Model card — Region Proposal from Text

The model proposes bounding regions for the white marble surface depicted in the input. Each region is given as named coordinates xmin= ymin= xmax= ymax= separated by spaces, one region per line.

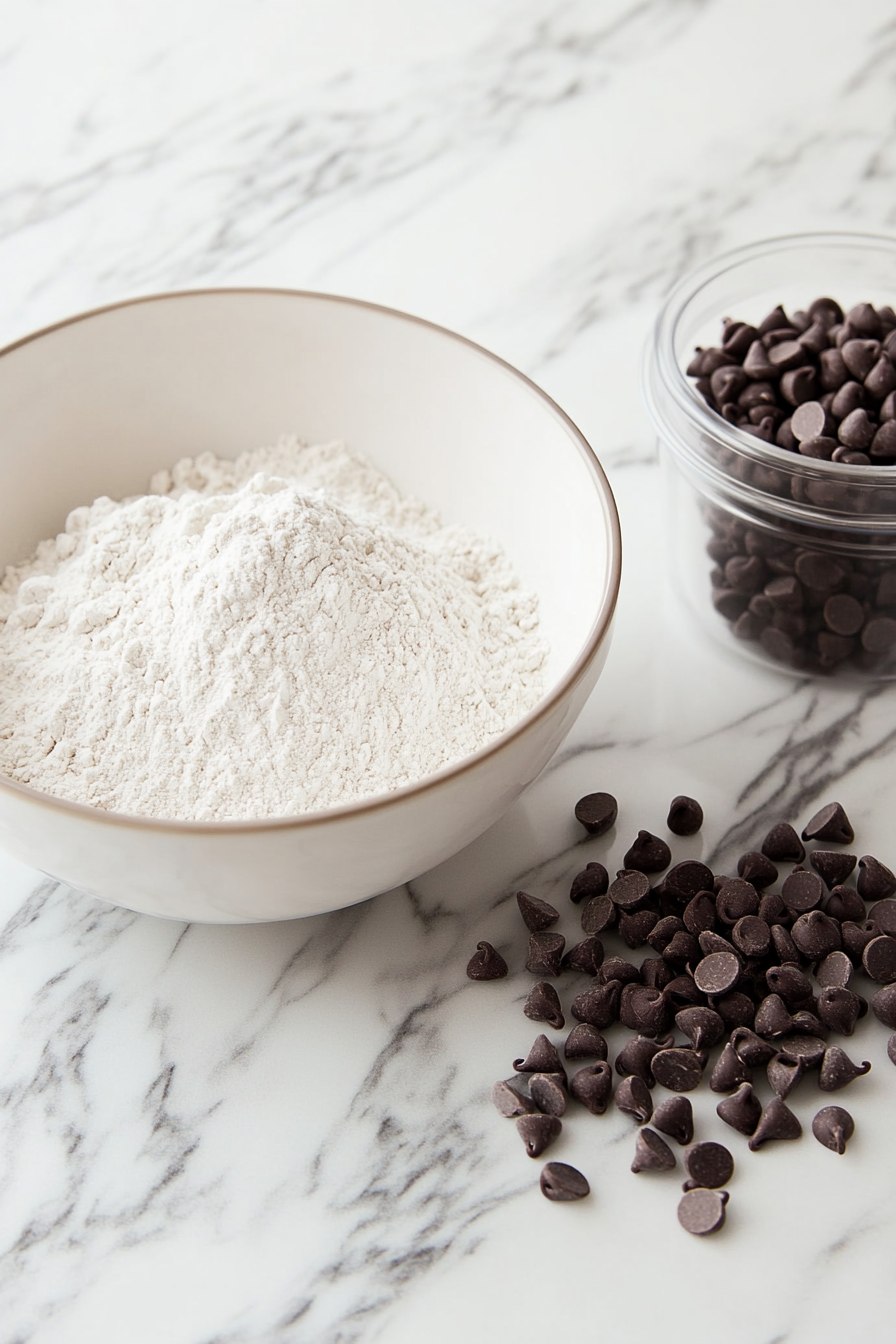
xmin=2 ymin=1 xmax=896 ymax=1340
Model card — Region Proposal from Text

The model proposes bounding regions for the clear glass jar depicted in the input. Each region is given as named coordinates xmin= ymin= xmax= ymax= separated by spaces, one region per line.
xmin=643 ymin=232 xmax=896 ymax=679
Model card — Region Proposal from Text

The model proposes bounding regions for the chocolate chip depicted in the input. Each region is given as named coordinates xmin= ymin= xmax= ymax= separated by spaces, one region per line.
xmin=698 ymin=928 xmax=738 ymax=958
xmin=661 ymin=930 xmax=700 ymax=966
xmin=710 ymin=1041 xmax=752 ymax=1093
xmin=871 ymin=420 xmax=896 ymax=458
xmin=862 ymin=616 xmax=896 ymax=653
xmin=623 ymin=829 xmax=672 ymax=874
xmin=569 ymin=862 xmax=609 ymax=904
xmin=693 ymin=951 xmax=741 ymax=996
xmin=810 ymin=849 xmax=858 ymax=890
xmin=791 ymin=909 xmax=842 ymax=959
xmin=715 ymin=1081 xmax=762 ymax=1136
xmin=731 ymin=915 xmax=771 ymax=958
xmin=857 ymin=854 xmax=896 ymax=901
xmin=560 ymin=937 xmax=604 ymax=977
xmin=847 ymin=303 xmax=882 ymax=338
xmin=791 ymin=400 xmax=830 ymax=441
xmin=815 ymin=950 xmax=854 ymax=990
xmin=737 ymin=851 xmax=779 ymax=889
xmin=819 ymin=347 xmax=849 ymax=390
xmin=514 ymin=1034 xmax=565 ymax=1076
xmin=841 ymin=338 xmax=881 ymax=380
xmin=608 ymin=871 xmax=653 ymax=913
xmin=767 ymin=1052 xmax=804 ymax=1099
xmin=569 ymin=1061 xmax=613 ymax=1114
xmin=765 ymin=962 xmax=813 ymax=1006
xmin=802 ymin=802 xmax=855 ymax=845
xmin=754 ymin=993 xmax=794 ymax=1038
xmin=768 ymin=340 xmax=805 ymax=373
xmin=525 ymin=931 xmax=566 ymax=977
xmin=683 ymin=892 xmax=717 ymax=934
xmin=564 ymin=1023 xmax=608 ymax=1060
xmin=818 ymin=1046 xmax=871 ymax=1091
xmin=870 ymin=903 xmax=896 ymax=935
xmin=665 ymin=975 xmax=706 ymax=1009
xmin=580 ymin=894 xmax=616 ymax=935
xmin=890 ymin=1034 xmax=896 ymax=1067
xmin=517 ymin=1113 xmax=562 ymax=1157
xmin=647 ymin=915 xmax=685 ymax=954
xmin=816 ymin=986 xmax=862 ymax=1036
xmin=812 ymin=1105 xmax=854 ymax=1154
xmin=599 ymin=956 xmax=642 ymax=987
xmin=570 ymin=981 xmax=620 ymax=1028
xmin=831 ymin=378 xmax=866 ymax=419
xmin=615 ymin=1075 xmax=653 ymax=1123
xmin=618 ymin=908 xmax=661 ymax=950
xmin=615 ymin=1034 xmax=665 ymax=1086
xmin=762 ymin=823 xmax=806 ymax=864
xmin=677 ymin=1188 xmax=728 ymax=1236
xmin=871 ymin=982 xmax=896 ymax=1029
xmin=517 ymin=890 xmax=560 ymax=932
xmin=731 ymin=1026 xmax=777 ymax=1066
xmin=466 ymin=941 xmax=509 ymax=980
xmin=574 ymin=791 xmax=618 ymax=836
xmin=540 ymin=1161 xmax=590 ymax=1200
xmin=631 ymin=1127 xmax=676 ymax=1173
xmin=641 ymin=957 xmax=676 ymax=990
xmin=524 ymin=982 xmax=565 ymax=1030
xmin=716 ymin=878 xmax=760 ymax=924
xmin=492 ymin=1078 xmax=539 ymax=1117
xmin=825 ymin=883 xmax=865 ymax=925
xmin=667 ymin=795 xmax=703 ymax=836
xmin=795 ymin=551 xmax=848 ymax=594
xmin=862 ymin=934 xmax=896 ymax=983
xmin=781 ymin=365 xmax=817 ymax=405
xmin=619 ymin=983 xmax=673 ymax=1036
xmin=683 ymin=1141 xmax=734 ymax=1191
xmin=675 ymin=1006 xmax=725 ymax=1051
xmin=652 ymin=1095 xmax=694 ymax=1146
xmin=781 ymin=868 xmax=825 ymax=913
xmin=529 ymin=1072 xmax=568 ymax=1117
xmin=651 ymin=1048 xmax=704 ymax=1093
xmin=714 ymin=992 xmax=756 ymax=1030
xmin=770 ymin=924 xmax=801 ymax=965
xmin=664 ymin=860 xmax=715 ymax=900
xmin=748 ymin=1097 xmax=802 ymax=1149
xmin=743 ymin=339 xmax=778 ymax=379
xmin=758 ymin=891 xmax=787 ymax=924
xmin=774 ymin=1033 xmax=826 ymax=1068
xmin=866 ymin=353 xmax=896 ymax=400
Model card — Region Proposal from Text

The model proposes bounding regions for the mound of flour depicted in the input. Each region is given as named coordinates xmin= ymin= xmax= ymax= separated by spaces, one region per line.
xmin=0 ymin=437 xmax=546 ymax=820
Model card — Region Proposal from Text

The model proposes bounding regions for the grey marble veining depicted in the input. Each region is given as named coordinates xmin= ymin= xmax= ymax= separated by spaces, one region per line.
xmin=2 ymin=1 xmax=896 ymax=1340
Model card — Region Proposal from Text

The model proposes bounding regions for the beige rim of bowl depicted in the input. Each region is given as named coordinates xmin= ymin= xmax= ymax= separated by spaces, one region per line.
xmin=0 ymin=287 xmax=622 ymax=834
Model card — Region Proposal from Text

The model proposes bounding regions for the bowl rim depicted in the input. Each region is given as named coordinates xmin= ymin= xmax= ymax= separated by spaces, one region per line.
xmin=0 ymin=286 xmax=622 ymax=834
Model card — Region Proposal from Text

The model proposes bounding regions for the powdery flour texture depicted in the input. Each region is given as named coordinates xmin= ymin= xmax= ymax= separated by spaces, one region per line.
xmin=0 ymin=438 xmax=546 ymax=820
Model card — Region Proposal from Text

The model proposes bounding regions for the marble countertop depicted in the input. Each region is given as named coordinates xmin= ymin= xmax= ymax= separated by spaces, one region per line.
xmin=2 ymin=2 xmax=896 ymax=1340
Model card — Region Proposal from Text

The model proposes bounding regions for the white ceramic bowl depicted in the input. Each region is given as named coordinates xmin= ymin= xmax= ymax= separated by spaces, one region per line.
xmin=0 ymin=290 xmax=620 ymax=922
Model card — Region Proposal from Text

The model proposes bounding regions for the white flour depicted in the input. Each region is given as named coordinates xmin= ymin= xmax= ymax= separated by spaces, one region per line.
xmin=0 ymin=437 xmax=546 ymax=820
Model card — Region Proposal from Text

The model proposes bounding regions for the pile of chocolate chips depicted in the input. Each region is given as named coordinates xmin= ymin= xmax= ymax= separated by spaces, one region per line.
xmin=687 ymin=298 xmax=896 ymax=461
xmin=471 ymin=791 xmax=896 ymax=1232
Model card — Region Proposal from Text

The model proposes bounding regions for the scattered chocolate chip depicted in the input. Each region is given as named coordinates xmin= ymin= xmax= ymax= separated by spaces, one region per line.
xmin=619 ymin=983 xmax=673 ymax=1036
xmin=664 ymin=860 xmax=715 ymax=900
xmin=615 ymin=1075 xmax=653 ymax=1123
xmin=525 ymin=931 xmax=566 ymax=977
xmin=802 ymin=802 xmax=855 ymax=845
xmin=667 ymin=796 xmax=704 ymax=836
xmin=781 ymin=868 xmax=825 ymax=913
xmin=818 ymin=1046 xmax=871 ymax=1091
xmin=770 ymin=924 xmax=801 ymax=965
xmin=683 ymin=892 xmax=717 ymax=935
xmin=767 ymin=1052 xmax=804 ymax=1099
xmin=570 ymin=981 xmax=620 ymax=1029
xmin=560 ymin=937 xmax=604 ymax=976
xmin=754 ymin=993 xmax=794 ymax=1038
xmin=529 ymin=1072 xmax=568 ymax=1117
xmin=748 ymin=1097 xmax=802 ymax=1149
xmin=608 ymin=870 xmax=652 ymax=912
xmin=569 ymin=862 xmax=609 ymax=904
xmin=641 ymin=957 xmax=676 ymax=990
xmin=710 ymin=1041 xmax=752 ymax=1093
xmin=652 ymin=1095 xmax=694 ymax=1145
xmin=791 ymin=909 xmax=842 ymax=959
xmin=762 ymin=823 xmax=805 ymax=864
xmin=517 ymin=1113 xmax=562 ymax=1157
xmin=716 ymin=1081 xmax=762 ymax=1136
xmin=651 ymin=1048 xmax=704 ymax=1093
xmin=599 ymin=956 xmax=642 ymax=987
xmin=869 ymin=899 xmax=896 ymax=937
xmin=862 ymin=935 xmax=896 ymax=984
xmin=766 ymin=963 xmax=813 ymax=1005
xmin=812 ymin=1105 xmax=854 ymax=1154
xmin=816 ymin=986 xmax=862 ymax=1036
xmin=675 ymin=1006 xmax=725 ymax=1051
xmin=815 ymin=950 xmax=853 ymax=990
xmin=684 ymin=1141 xmax=734 ymax=1190
xmin=731 ymin=915 xmax=771 ymax=958
xmin=715 ymin=992 xmax=757 ymax=1030
xmin=871 ymin=983 xmax=896 ymax=1029
xmin=632 ymin=1127 xmax=676 ymax=1173
xmin=857 ymin=854 xmax=896 ymax=901
xmin=524 ymin=981 xmax=565 ymax=1029
xmin=693 ymin=951 xmax=741 ymax=996
xmin=824 ymin=884 xmax=866 ymax=923
xmin=623 ymin=829 xmax=672 ymax=874
xmin=466 ymin=941 xmax=508 ymax=981
xmin=574 ymin=792 xmax=618 ymax=836
xmin=540 ymin=1161 xmax=590 ymax=1200
xmin=569 ymin=1060 xmax=614 ymax=1114
xmin=773 ymin=1034 xmax=827 ymax=1068
xmin=618 ymin=908 xmax=661 ymax=949
xmin=737 ymin=851 xmax=779 ymax=889
xmin=678 ymin=1187 xmax=728 ymax=1236
xmin=517 ymin=890 xmax=560 ymax=933
xmin=580 ymin=894 xmax=616 ymax=935
xmin=615 ymin=1034 xmax=665 ymax=1086
xmin=514 ymin=1034 xmax=565 ymax=1076
xmin=492 ymin=1078 xmax=539 ymax=1117
xmin=731 ymin=1027 xmax=777 ymax=1067
xmin=842 ymin=919 xmax=879 ymax=963
xmin=564 ymin=1023 xmax=608 ymax=1060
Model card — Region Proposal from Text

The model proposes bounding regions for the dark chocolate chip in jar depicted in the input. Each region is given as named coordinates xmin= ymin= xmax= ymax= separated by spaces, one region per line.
xmin=819 ymin=346 xmax=849 ymax=390
xmin=667 ymin=795 xmax=703 ymax=836
xmin=861 ymin=616 xmax=896 ymax=653
xmin=569 ymin=861 xmax=609 ymax=904
xmin=791 ymin=400 xmax=831 ymax=441
xmin=780 ymin=365 xmax=817 ymax=405
xmin=564 ymin=1022 xmax=608 ymax=1060
xmin=466 ymin=941 xmax=509 ymax=981
xmin=678 ymin=1188 xmax=728 ymax=1236
xmin=768 ymin=340 xmax=805 ymax=373
xmin=762 ymin=822 xmax=805 ymax=864
xmin=492 ymin=1078 xmax=539 ymax=1117
xmin=615 ymin=1075 xmax=653 ymax=1123
xmin=574 ymin=791 xmax=618 ymax=836
xmin=841 ymin=337 xmax=881 ymax=380
xmin=516 ymin=890 xmax=560 ymax=932
xmin=525 ymin=931 xmax=566 ymax=977
xmin=517 ymin=1113 xmax=562 ymax=1157
xmin=716 ymin=1082 xmax=762 ymax=1136
xmin=569 ymin=1060 xmax=613 ymax=1114
xmin=514 ymin=1035 xmax=565 ymax=1076
xmin=838 ymin=407 xmax=875 ymax=450
xmin=830 ymin=378 xmax=865 ymax=419
xmin=631 ymin=1127 xmax=676 ymax=1173
xmin=529 ymin=1072 xmax=568 ymax=1117
xmin=822 ymin=594 xmax=864 ymax=638
xmin=862 ymin=935 xmax=896 ymax=983
xmin=812 ymin=1105 xmax=854 ymax=1154
xmin=623 ymin=830 xmax=672 ymax=874
xmin=802 ymin=801 xmax=855 ymax=844
xmin=865 ymin=353 xmax=896 ymax=400
xmin=870 ymin=420 xmax=896 ymax=458
xmin=748 ymin=1097 xmax=802 ymax=1150
xmin=818 ymin=1046 xmax=871 ymax=1091
xmin=847 ymin=302 xmax=882 ymax=337
xmin=523 ymin=982 xmax=565 ymax=1030
xmin=683 ymin=1141 xmax=734 ymax=1191
xmin=540 ymin=1161 xmax=590 ymax=1201
xmin=743 ymin=339 xmax=777 ymax=379
xmin=560 ymin=936 xmax=604 ymax=976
